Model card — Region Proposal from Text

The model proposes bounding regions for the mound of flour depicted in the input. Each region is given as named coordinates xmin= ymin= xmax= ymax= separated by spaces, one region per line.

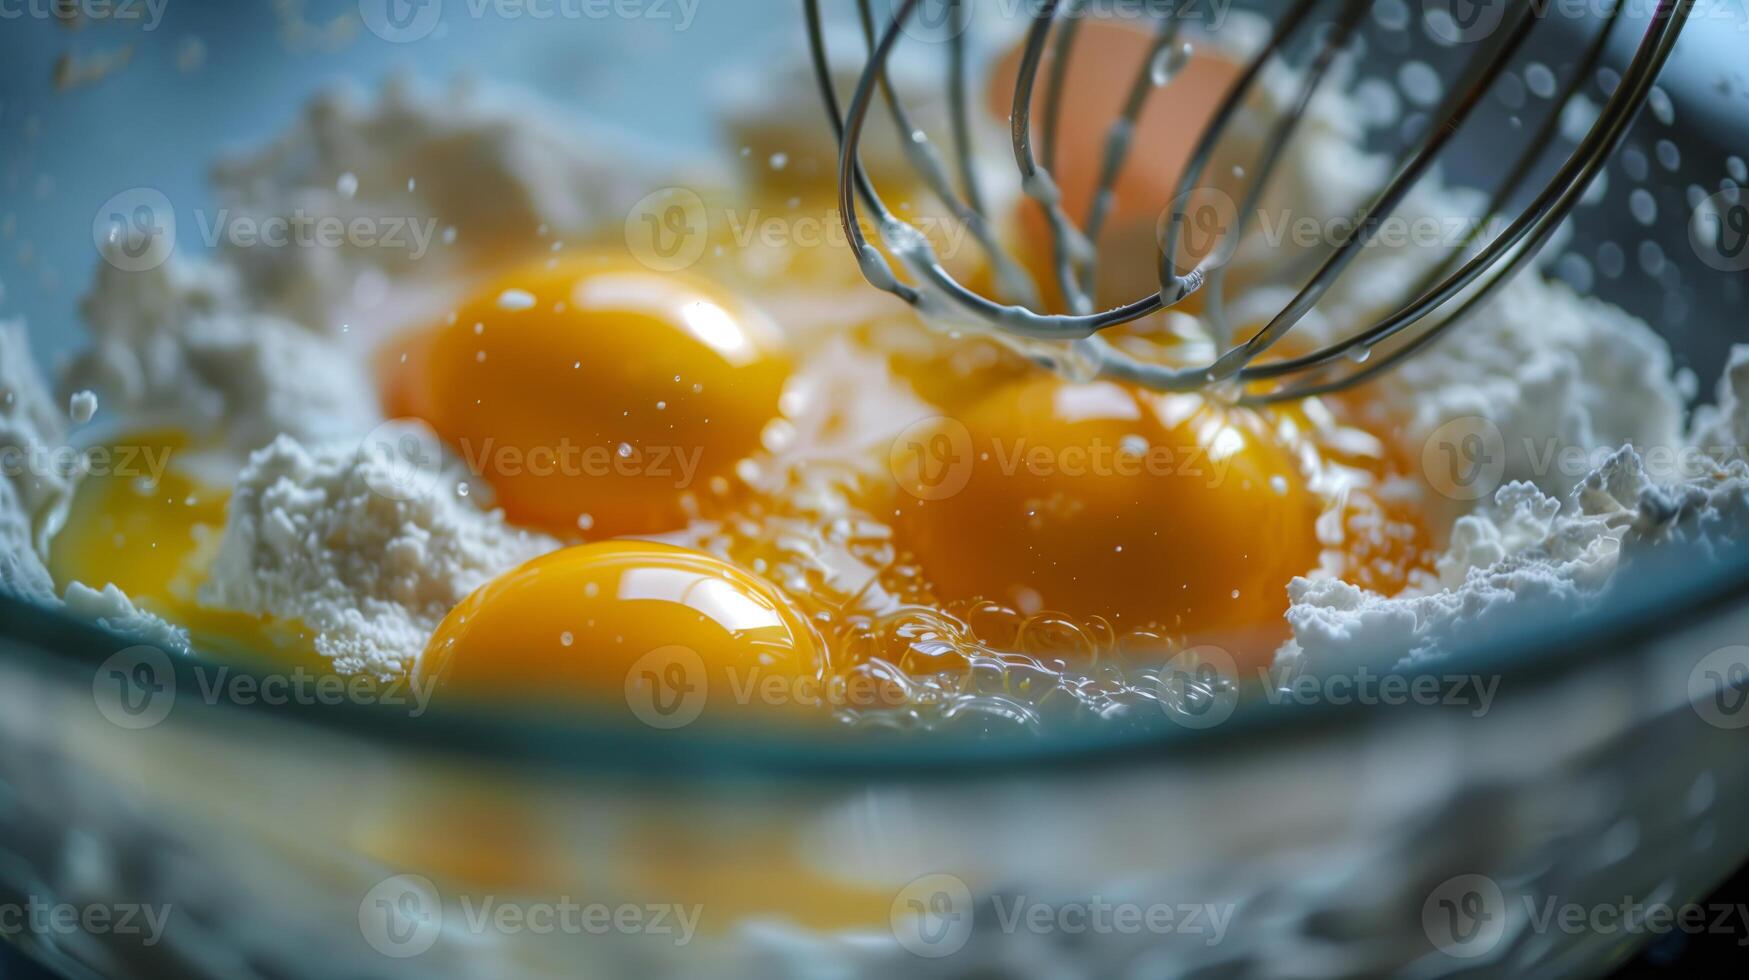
xmin=1282 ymin=376 xmax=1749 ymax=675
xmin=65 ymin=241 xmax=381 ymax=453
xmin=199 ymin=426 xmax=558 ymax=679
xmin=209 ymin=75 xmax=654 ymax=330
xmin=0 ymin=322 xmax=188 ymax=651
xmin=0 ymin=322 xmax=73 ymax=573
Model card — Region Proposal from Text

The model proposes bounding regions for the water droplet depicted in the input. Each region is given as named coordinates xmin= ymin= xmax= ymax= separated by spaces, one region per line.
xmin=1628 ymin=188 xmax=1657 ymax=226
xmin=1555 ymin=252 xmax=1595 ymax=293
xmin=1621 ymin=146 xmax=1650 ymax=182
xmin=560 ymin=632 xmax=573 ymax=647
xmin=1524 ymin=62 xmax=1557 ymax=100
xmin=336 ymin=172 xmax=358 ymax=198
xmin=497 ymin=288 xmax=537 ymax=311
xmin=1655 ymin=139 xmax=1681 ymax=172
xmin=1637 ymin=240 xmax=1665 ymax=278
xmin=769 ymin=152 xmax=789 ymax=171
xmin=1151 ymin=42 xmax=1192 ymax=87
xmin=1647 ymin=85 xmax=1675 ymax=126
xmin=1398 ymin=61 xmax=1442 ymax=109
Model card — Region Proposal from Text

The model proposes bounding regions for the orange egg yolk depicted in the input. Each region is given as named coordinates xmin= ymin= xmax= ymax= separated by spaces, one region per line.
xmin=384 ymin=255 xmax=793 ymax=538
xmin=417 ymin=542 xmax=826 ymax=720
xmin=890 ymin=376 xmax=1322 ymax=641
xmin=47 ymin=431 xmax=317 ymax=663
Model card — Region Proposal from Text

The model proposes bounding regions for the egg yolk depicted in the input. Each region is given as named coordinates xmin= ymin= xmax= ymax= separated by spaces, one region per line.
xmin=384 ymin=255 xmax=793 ymax=538
xmin=890 ymin=377 xmax=1322 ymax=641
xmin=47 ymin=430 xmax=315 ymax=662
xmin=417 ymin=542 xmax=826 ymax=719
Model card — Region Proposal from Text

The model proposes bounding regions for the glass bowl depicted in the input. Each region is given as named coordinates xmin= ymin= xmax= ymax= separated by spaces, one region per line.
xmin=2 ymin=3 xmax=1747 ymax=978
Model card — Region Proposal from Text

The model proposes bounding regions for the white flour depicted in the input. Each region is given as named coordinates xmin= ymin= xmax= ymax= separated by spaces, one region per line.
xmin=0 ymin=322 xmax=72 ymax=568
xmin=66 ymin=240 xmax=381 ymax=453
xmin=208 ymin=75 xmax=653 ymax=331
xmin=0 ymin=321 xmax=188 ymax=652
xmin=1280 ymin=403 xmax=1749 ymax=675
xmin=199 ymin=426 xmax=558 ymax=680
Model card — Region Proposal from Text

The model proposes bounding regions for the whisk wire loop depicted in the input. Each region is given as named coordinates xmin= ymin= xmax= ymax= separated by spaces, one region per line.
xmin=804 ymin=0 xmax=1693 ymax=403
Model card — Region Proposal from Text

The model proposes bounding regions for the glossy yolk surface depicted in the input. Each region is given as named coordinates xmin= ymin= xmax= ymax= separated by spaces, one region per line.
xmin=383 ymin=255 xmax=793 ymax=538
xmin=989 ymin=19 xmax=1243 ymax=312
xmin=417 ymin=542 xmax=826 ymax=717
xmin=890 ymin=376 xmax=1322 ymax=642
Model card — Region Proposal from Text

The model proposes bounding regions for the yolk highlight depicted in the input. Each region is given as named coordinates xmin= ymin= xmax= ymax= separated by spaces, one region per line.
xmin=418 ymin=542 xmax=825 ymax=717
xmin=891 ymin=376 xmax=1322 ymax=640
xmin=384 ymin=255 xmax=793 ymax=538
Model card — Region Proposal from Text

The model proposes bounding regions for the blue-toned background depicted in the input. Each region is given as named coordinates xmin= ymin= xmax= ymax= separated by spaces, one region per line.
xmin=0 ymin=0 xmax=784 ymax=369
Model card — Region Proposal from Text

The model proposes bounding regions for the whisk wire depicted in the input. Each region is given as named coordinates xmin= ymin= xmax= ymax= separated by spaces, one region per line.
xmin=805 ymin=0 xmax=1692 ymax=402
xmin=1245 ymin=0 xmax=1633 ymax=391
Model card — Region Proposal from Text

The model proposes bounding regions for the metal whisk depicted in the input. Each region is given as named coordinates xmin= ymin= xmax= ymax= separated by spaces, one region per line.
xmin=803 ymin=0 xmax=1692 ymax=404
